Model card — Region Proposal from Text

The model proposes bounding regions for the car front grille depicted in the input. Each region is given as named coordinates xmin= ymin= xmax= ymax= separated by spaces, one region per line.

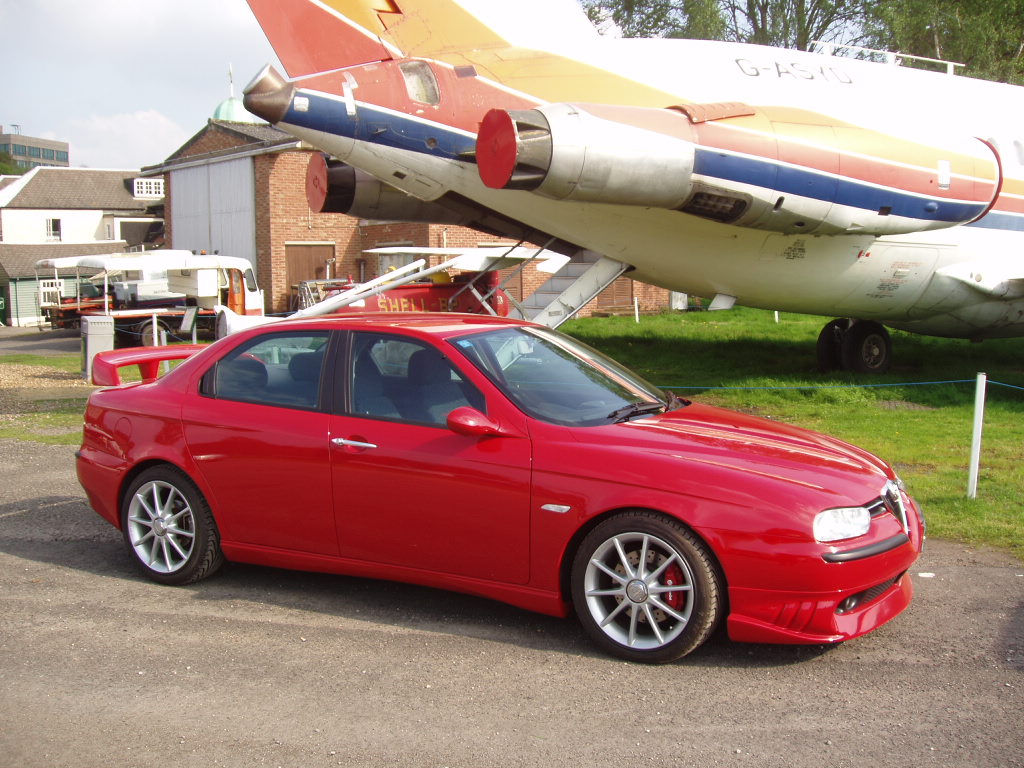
xmin=868 ymin=484 xmax=909 ymax=535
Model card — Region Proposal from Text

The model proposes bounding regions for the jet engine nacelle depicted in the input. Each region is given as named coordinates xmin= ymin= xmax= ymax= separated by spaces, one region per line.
xmin=477 ymin=103 xmax=697 ymax=209
xmin=306 ymin=153 xmax=478 ymax=224
xmin=476 ymin=102 xmax=1000 ymax=237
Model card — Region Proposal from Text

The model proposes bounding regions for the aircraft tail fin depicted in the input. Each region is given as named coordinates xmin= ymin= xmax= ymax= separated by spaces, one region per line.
xmin=243 ymin=0 xmax=400 ymax=77
xmin=244 ymin=0 xmax=595 ymax=78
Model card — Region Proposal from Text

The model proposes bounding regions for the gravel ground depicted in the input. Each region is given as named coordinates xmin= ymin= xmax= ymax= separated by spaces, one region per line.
xmin=0 ymin=328 xmax=95 ymax=422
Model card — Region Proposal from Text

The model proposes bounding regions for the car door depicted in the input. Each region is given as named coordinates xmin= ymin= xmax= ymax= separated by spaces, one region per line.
xmin=329 ymin=331 xmax=533 ymax=584
xmin=181 ymin=330 xmax=339 ymax=555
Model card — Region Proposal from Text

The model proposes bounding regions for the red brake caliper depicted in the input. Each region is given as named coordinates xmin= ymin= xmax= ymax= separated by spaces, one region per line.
xmin=663 ymin=563 xmax=685 ymax=610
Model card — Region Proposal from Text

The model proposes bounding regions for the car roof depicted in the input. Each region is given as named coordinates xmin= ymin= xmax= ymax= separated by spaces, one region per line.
xmin=256 ymin=312 xmax=536 ymax=340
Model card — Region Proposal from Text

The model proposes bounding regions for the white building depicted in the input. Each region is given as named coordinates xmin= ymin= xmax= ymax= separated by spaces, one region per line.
xmin=0 ymin=167 xmax=163 ymax=325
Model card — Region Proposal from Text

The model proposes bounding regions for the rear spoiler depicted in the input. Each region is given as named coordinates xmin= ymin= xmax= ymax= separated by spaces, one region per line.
xmin=91 ymin=345 xmax=207 ymax=387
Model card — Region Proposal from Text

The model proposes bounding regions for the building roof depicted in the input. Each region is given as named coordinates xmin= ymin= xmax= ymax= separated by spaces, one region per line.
xmin=0 ymin=167 xmax=158 ymax=212
xmin=145 ymin=120 xmax=300 ymax=174
xmin=0 ymin=175 xmax=22 ymax=193
xmin=0 ymin=242 xmax=132 ymax=281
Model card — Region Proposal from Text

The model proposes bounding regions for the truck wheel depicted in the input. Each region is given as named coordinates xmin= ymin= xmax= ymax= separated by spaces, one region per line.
xmin=138 ymin=320 xmax=168 ymax=346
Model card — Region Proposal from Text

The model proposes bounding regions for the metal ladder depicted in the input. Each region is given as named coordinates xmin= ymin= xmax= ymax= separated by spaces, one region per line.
xmin=515 ymin=251 xmax=629 ymax=328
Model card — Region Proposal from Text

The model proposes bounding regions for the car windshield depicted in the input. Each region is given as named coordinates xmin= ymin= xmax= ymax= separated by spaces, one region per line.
xmin=450 ymin=326 xmax=679 ymax=426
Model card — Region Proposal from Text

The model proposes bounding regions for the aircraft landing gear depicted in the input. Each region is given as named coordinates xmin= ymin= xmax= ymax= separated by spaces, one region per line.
xmin=816 ymin=319 xmax=892 ymax=374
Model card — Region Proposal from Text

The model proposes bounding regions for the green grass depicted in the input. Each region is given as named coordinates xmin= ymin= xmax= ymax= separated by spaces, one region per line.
xmin=564 ymin=308 xmax=1024 ymax=560
xmin=1 ymin=352 xmax=85 ymax=374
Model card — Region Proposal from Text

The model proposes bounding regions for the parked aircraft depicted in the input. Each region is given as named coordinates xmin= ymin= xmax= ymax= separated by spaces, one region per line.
xmin=240 ymin=0 xmax=1024 ymax=372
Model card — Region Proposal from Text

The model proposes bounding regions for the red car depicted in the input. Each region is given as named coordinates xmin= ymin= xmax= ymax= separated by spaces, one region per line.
xmin=77 ymin=314 xmax=924 ymax=663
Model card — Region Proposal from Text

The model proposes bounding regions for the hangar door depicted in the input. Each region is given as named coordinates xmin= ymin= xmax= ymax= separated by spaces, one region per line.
xmin=170 ymin=158 xmax=257 ymax=266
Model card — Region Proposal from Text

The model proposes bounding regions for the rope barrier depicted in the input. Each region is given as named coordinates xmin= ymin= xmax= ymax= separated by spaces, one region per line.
xmin=661 ymin=379 xmax=978 ymax=391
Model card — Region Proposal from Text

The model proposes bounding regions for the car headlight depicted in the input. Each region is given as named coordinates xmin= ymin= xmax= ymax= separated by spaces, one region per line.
xmin=814 ymin=506 xmax=871 ymax=543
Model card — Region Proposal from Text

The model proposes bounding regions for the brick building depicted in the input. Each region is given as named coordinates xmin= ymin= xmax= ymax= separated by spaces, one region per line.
xmin=145 ymin=117 xmax=668 ymax=318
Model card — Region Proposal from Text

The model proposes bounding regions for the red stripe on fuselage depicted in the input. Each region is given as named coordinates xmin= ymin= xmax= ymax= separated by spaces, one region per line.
xmin=295 ymin=59 xmax=539 ymax=135
xmin=694 ymin=121 xmax=997 ymax=205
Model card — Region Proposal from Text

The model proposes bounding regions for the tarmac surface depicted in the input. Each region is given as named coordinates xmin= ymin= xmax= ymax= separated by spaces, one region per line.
xmin=0 ymin=324 xmax=82 ymax=355
xmin=0 ymin=329 xmax=1021 ymax=767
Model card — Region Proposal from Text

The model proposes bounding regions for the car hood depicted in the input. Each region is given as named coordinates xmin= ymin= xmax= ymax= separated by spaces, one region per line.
xmin=568 ymin=402 xmax=893 ymax=507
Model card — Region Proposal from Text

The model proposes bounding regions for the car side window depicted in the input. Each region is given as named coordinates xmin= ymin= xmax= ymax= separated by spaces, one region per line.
xmin=204 ymin=332 xmax=329 ymax=410
xmin=350 ymin=332 xmax=484 ymax=425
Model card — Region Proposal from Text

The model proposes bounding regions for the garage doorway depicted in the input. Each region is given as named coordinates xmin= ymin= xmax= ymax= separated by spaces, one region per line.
xmin=286 ymin=243 xmax=336 ymax=310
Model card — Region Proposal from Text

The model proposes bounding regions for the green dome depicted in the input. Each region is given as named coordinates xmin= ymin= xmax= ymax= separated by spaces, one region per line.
xmin=212 ymin=96 xmax=259 ymax=123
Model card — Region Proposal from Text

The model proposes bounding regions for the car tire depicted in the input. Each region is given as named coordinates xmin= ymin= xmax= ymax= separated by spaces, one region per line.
xmin=571 ymin=511 xmax=723 ymax=663
xmin=121 ymin=466 xmax=224 ymax=586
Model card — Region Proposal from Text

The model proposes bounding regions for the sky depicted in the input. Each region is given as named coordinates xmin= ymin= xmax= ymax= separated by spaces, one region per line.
xmin=1 ymin=0 xmax=283 ymax=170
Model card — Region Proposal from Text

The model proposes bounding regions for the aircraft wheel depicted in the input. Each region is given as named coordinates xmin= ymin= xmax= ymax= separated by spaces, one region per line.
xmin=815 ymin=319 xmax=847 ymax=372
xmin=841 ymin=320 xmax=892 ymax=373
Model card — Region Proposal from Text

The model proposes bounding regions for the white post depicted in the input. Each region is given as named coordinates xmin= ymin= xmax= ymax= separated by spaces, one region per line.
xmin=161 ymin=328 xmax=170 ymax=375
xmin=151 ymin=313 xmax=160 ymax=346
xmin=633 ymin=297 xmax=640 ymax=324
xmin=967 ymin=372 xmax=987 ymax=498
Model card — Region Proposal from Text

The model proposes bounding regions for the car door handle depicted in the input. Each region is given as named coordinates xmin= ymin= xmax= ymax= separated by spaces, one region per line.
xmin=331 ymin=437 xmax=378 ymax=450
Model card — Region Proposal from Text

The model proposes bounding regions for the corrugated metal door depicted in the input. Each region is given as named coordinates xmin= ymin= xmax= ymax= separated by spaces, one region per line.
xmin=170 ymin=158 xmax=257 ymax=267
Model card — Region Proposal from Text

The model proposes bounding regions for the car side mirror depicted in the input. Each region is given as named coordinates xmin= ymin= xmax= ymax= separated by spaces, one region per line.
xmin=446 ymin=406 xmax=507 ymax=438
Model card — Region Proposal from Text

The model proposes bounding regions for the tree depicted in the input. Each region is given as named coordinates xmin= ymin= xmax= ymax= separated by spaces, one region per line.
xmin=579 ymin=0 xmax=1024 ymax=84
xmin=581 ymin=0 xmax=862 ymax=50
xmin=860 ymin=0 xmax=1024 ymax=84
xmin=721 ymin=0 xmax=863 ymax=51
xmin=0 ymin=151 xmax=26 ymax=176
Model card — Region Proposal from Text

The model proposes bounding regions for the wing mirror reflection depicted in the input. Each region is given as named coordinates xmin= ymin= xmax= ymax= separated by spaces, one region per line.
xmin=446 ymin=406 xmax=509 ymax=438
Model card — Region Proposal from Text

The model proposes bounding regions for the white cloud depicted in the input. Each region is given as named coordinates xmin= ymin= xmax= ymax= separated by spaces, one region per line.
xmin=67 ymin=110 xmax=190 ymax=170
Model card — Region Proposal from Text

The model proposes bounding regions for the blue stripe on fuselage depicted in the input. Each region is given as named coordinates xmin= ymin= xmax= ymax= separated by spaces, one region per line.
xmin=693 ymin=149 xmax=988 ymax=224
xmin=285 ymin=90 xmax=477 ymax=161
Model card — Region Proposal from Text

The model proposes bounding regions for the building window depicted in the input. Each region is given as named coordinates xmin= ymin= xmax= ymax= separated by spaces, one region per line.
xmin=133 ymin=178 xmax=164 ymax=198
xmin=56 ymin=150 xmax=68 ymax=162
xmin=28 ymin=146 xmax=41 ymax=158
xmin=46 ymin=219 xmax=62 ymax=242
xmin=12 ymin=144 xmax=26 ymax=156
xmin=376 ymin=244 xmax=416 ymax=275
xmin=42 ymin=148 xmax=54 ymax=160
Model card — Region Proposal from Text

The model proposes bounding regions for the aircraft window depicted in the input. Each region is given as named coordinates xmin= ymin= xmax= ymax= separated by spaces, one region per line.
xmin=400 ymin=61 xmax=440 ymax=105
xmin=1014 ymin=140 xmax=1024 ymax=166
